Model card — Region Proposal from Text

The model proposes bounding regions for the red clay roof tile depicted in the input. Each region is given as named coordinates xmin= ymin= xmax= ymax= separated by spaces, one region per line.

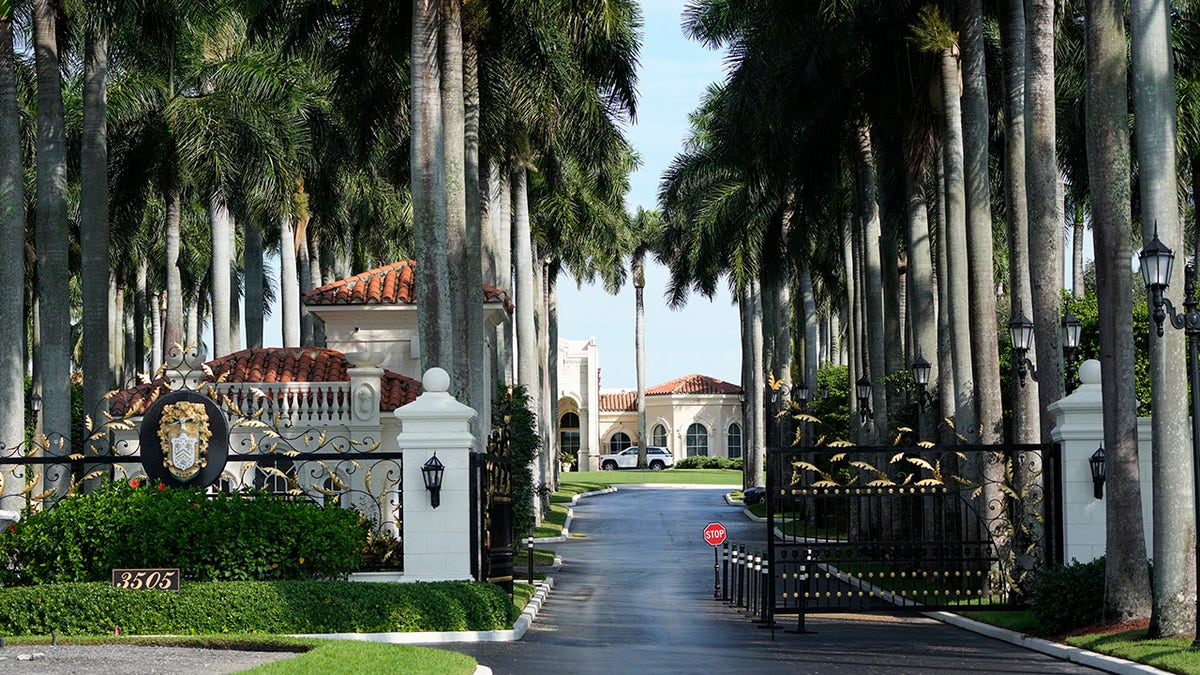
xmin=646 ymin=374 xmax=743 ymax=396
xmin=302 ymin=260 xmax=512 ymax=311
xmin=109 ymin=348 xmax=421 ymax=415
xmin=598 ymin=392 xmax=637 ymax=412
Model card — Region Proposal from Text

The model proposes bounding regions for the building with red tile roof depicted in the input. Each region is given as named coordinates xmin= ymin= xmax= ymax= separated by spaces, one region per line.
xmin=559 ymin=339 xmax=744 ymax=470
xmin=303 ymin=260 xmax=512 ymax=380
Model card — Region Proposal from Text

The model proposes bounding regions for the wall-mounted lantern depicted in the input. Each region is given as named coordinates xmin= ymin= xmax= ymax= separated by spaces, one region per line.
xmin=31 ymin=393 xmax=41 ymax=413
xmin=1089 ymin=446 xmax=1106 ymax=500
xmin=421 ymin=453 xmax=445 ymax=508
xmin=1061 ymin=310 xmax=1083 ymax=390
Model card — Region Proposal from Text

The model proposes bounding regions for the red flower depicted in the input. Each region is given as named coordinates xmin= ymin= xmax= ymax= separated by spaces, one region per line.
xmin=156 ymin=482 xmax=166 ymax=491
xmin=7 ymin=524 xmax=14 ymax=532
xmin=129 ymin=479 xmax=140 ymax=488
xmin=192 ymin=503 xmax=200 ymax=508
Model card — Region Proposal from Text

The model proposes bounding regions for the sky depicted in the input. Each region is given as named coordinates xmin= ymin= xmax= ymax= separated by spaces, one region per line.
xmin=555 ymin=1 xmax=739 ymax=392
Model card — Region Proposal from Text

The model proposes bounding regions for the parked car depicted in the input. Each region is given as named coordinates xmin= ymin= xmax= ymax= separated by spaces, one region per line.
xmin=600 ymin=446 xmax=675 ymax=471
xmin=741 ymin=486 xmax=765 ymax=506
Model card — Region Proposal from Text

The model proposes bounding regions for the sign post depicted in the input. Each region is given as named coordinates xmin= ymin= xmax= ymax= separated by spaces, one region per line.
xmin=704 ymin=522 xmax=727 ymax=598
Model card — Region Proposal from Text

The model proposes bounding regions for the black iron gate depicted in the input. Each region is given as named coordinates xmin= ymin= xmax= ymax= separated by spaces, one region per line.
xmin=471 ymin=422 xmax=515 ymax=594
xmin=766 ymin=443 xmax=1056 ymax=619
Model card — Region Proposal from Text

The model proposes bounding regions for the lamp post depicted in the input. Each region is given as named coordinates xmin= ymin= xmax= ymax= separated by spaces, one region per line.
xmin=1137 ymin=230 xmax=1200 ymax=648
xmin=910 ymin=354 xmax=933 ymax=409
xmin=855 ymin=376 xmax=873 ymax=425
xmin=1061 ymin=310 xmax=1083 ymax=391
xmin=1008 ymin=314 xmax=1038 ymax=386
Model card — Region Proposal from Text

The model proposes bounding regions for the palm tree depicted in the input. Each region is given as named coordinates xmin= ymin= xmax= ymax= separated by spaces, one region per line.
xmin=411 ymin=0 xmax=451 ymax=376
xmin=1026 ymin=0 xmax=1064 ymax=445
xmin=0 ymin=0 xmax=25 ymax=463
xmin=31 ymin=0 xmax=71 ymax=473
xmin=631 ymin=208 xmax=662 ymax=468
xmin=80 ymin=2 xmax=114 ymax=418
xmin=1086 ymin=0 xmax=1151 ymax=623
xmin=1131 ymin=0 xmax=1192 ymax=638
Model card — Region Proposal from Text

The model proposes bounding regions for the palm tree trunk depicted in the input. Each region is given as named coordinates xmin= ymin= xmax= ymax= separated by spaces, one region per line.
xmin=1131 ymin=0 xmax=1192 ymax=637
xmin=739 ymin=287 xmax=754 ymax=483
xmin=854 ymin=124 xmax=887 ymax=444
xmin=31 ymin=0 xmax=71 ymax=468
xmin=938 ymin=46 xmax=977 ymax=445
xmin=307 ymin=229 xmax=325 ymax=346
xmin=0 ymin=7 xmax=25 ymax=461
xmin=1026 ymin=0 xmax=1064 ymax=445
xmin=228 ymin=222 xmax=241 ymax=351
xmin=513 ymin=165 xmax=542 ymax=519
xmin=749 ymin=279 xmax=766 ymax=488
xmin=135 ymin=260 xmax=148 ymax=373
xmin=442 ymin=0 xmax=470 ymax=400
xmin=298 ymin=230 xmax=313 ymax=346
xmin=186 ymin=292 xmax=200 ymax=355
xmin=960 ymin=0 xmax=1003 ymax=450
xmin=244 ymin=220 xmax=264 ymax=349
xmin=464 ymin=35 xmax=488 ymax=446
xmin=1000 ymin=0 xmax=1043 ymax=574
xmin=151 ymin=293 xmax=163 ymax=371
xmin=933 ymin=143 xmax=956 ymax=441
xmin=165 ymin=187 xmax=184 ymax=350
xmin=412 ymin=0 xmax=451 ymax=374
xmin=280 ymin=216 xmax=300 ymax=348
xmin=903 ymin=136 xmax=937 ymax=441
xmin=841 ymin=212 xmax=861 ymax=437
xmin=1087 ymin=0 xmax=1152 ymax=623
xmin=1072 ymin=201 xmax=1086 ymax=297
xmin=81 ymin=19 xmax=111 ymax=419
xmin=209 ymin=196 xmax=233 ymax=357
xmin=494 ymin=161 xmax=513 ymax=385
xmin=634 ymin=252 xmax=647 ymax=468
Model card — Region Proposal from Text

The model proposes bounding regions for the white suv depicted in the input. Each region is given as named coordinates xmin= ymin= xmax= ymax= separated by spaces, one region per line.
xmin=600 ymin=446 xmax=675 ymax=471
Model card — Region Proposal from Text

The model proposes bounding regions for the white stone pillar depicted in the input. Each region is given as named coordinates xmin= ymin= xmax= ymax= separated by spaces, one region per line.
xmin=1047 ymin=359 xmax=1153 ymax=563
xmin=396 ymin=367 xmax=478 ymax=581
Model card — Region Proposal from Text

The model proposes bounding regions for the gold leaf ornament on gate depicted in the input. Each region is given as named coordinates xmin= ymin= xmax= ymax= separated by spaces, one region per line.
xmin=156 ymin=400 xmax=212 ymax=481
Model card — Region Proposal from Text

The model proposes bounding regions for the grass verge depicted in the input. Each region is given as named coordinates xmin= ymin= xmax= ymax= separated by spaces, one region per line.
xmin=958 ymin=610 xmax=1039 ymax=635
xmin=2 ymin=635 xmax=477 ymax=675
xmin=1066 ymin=628 xmax=1198 ymax=675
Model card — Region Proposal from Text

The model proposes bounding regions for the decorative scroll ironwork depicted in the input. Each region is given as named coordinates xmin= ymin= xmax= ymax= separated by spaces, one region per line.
xmin=0 ymin=345 xmax=404 ymax=570
xmin=472 ymin=417 xmax=515 ymax=594
xmin=766 ymin=443 xmax=1052 ymax=617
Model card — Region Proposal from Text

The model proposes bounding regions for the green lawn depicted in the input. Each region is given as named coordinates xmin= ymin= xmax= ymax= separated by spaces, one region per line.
xmin=560 ymin=469 xmax=741 ymax=492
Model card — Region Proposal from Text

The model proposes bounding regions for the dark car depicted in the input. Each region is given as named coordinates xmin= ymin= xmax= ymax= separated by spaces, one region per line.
xmin=742 ymin=486 xmax=765 ymax=506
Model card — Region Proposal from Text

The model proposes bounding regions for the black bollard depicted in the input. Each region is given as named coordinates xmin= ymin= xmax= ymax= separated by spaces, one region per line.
xmin=527 ymin=537 xmax=535 ymax=584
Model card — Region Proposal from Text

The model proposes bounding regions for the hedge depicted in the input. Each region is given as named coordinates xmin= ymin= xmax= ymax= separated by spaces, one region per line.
xmin=0 ymin=480 xmax=369 ymax=585
xmin=1030 ymin=556 xmax=1107 ymax=636
xmin=0 ymin=580 xmax=518 ymax=636
xmin=674 ymin=456 xmax=742 ymax=470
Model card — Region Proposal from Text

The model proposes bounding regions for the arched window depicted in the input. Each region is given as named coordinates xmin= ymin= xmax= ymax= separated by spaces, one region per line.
xmin=608 ymin=432 xmax=632 ymax=454
xmin=727 ymin=423 xmax=743 ymax=459
xmin=686 ymin=423 xmax=709 ymax=457
xmin=560 ymin=412 xmax=581 ymax=461
xmin=651 ymin=423 xmax=668 ymax=448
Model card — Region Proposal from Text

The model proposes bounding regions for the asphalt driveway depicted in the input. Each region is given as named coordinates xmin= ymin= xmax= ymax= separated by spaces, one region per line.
xmin=440 ymin=485 xmax=1101 ymax=674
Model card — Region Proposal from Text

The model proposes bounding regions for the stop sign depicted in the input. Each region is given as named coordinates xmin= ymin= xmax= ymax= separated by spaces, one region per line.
xmin=703 ymin=522 xmax=727 ymax=546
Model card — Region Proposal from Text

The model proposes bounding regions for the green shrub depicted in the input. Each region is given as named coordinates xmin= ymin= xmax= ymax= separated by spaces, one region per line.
xmin=0 ymin=480 xmax=368 ymax=586
xmin=0 ymin=580 xmax=518 ymax=635
xmin=1030 ymin=556 xmax=1107 ymax=636
xmin=675 ymin=456 xmax=739 ymax=470
xmin=495 ymin=385 xmax=538 ymax=537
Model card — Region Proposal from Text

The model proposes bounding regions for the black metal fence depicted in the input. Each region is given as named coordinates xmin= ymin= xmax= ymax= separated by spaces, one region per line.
xmin=750 ymin=443 xmax=1058 ymax=622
